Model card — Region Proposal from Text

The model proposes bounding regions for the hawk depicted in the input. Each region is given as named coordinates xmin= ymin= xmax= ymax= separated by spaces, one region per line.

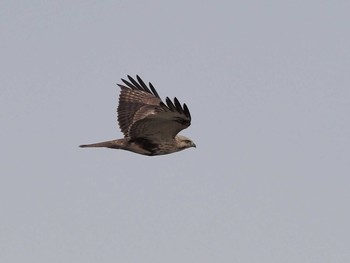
xmin=80 ymin=75 xmax=196 ymax=156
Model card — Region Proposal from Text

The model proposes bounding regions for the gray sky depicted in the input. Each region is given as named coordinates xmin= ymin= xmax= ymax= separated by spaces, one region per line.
xmin=1 ymin=1 xmax=349 ymax=262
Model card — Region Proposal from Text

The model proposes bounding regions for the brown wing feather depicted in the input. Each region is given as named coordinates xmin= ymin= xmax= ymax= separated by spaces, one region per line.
xmin=129 ymin=97 xmax=191 ymax=141
xmin=117 ymin=75 xmax=191 ymax=140
xmin=117 ymin=75 xmax=161 ymax=136
xmin=129 ymin=111 xmax=191 ymax=141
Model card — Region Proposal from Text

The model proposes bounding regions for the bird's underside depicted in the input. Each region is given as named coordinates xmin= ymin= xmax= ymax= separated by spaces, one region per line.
xmin=80 ymin=75 xmax=195 ymax=156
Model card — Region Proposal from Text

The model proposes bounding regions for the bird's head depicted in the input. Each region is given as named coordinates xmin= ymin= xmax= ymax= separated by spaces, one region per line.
xmin=175 ymin=135 xmax=196 ymax=150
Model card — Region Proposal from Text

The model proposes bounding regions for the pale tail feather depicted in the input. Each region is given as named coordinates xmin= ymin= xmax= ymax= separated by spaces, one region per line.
xmin=79 ymin=139 xmax=124 ymax=149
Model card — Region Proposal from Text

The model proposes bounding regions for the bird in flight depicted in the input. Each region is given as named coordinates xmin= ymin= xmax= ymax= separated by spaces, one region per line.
xmin=80 ymin=75 xmax=195 ymax=156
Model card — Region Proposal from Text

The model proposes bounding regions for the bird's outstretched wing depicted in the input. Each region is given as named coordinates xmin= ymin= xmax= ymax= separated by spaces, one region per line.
xmin=117 ymin=75 xmax=191 ymax=141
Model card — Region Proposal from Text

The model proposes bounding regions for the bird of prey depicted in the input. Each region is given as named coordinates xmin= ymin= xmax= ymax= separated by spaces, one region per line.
xmin=80 ymin=75 xmax=195 ymax=156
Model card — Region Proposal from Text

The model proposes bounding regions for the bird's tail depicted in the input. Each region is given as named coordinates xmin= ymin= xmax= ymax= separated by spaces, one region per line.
xmin=79 ymin=139 xmax=124 ymax=149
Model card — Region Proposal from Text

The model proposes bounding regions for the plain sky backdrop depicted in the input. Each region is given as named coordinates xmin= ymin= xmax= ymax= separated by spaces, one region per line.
xmin=1 ymin=1 xmax=349 ymax=262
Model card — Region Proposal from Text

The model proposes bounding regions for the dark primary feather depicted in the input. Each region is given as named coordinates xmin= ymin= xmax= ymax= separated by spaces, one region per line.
xmin=160 ymin=99 xmax=191 ymax=119
xmin=148 ymin=82 xmax=160 ymax=99
xmin=174 ymin=98 xmax=184 ymax=114
xmin=118 ymin=75 xmax=160 ymax=99
xmin=116 ymin=75 xmax=192 ymax=141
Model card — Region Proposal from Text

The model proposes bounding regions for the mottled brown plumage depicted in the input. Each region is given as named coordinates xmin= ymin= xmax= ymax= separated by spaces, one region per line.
xmin=80 ymin=75 xmax=195 ymax=156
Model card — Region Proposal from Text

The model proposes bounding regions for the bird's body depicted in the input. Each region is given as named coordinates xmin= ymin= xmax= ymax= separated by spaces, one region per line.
xmin=80 ymin=75 xmax=195 ymax=156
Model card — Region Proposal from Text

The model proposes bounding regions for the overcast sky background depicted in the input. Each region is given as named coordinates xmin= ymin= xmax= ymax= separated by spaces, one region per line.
xmin=1 ymin=1 xmax=349 ymax=262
